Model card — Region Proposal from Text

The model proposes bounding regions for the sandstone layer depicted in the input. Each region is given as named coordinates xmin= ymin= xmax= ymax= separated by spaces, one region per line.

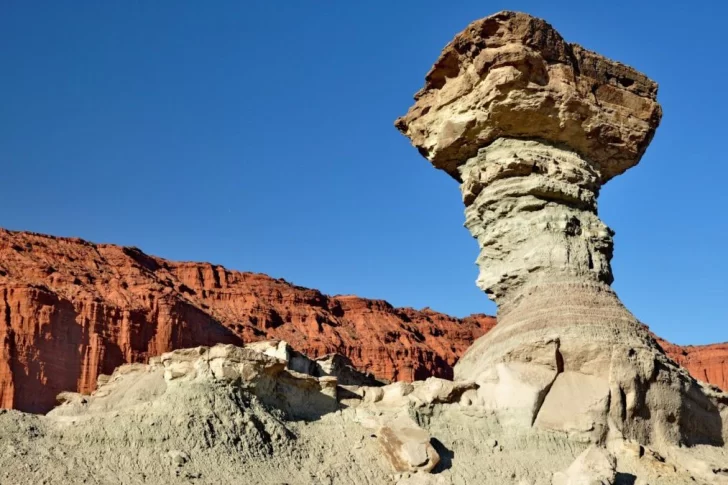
xmin=0 ymin=228 xmax=494 ymax=413
xmin=395 ymin=11 xmax=661 ymax=182
xmin=397 ymin=10 xmax=727 ymax=449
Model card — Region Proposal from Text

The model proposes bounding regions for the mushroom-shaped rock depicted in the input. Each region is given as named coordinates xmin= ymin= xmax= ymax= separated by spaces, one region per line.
xmin=397 ymin=10 xmax=728 ymax=448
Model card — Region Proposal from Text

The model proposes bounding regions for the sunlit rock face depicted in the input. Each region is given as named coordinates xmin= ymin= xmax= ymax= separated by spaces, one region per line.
xmin=397 ymin=10 xmax=727 ymax=448
xmin=395 ymin=10 xmax=662 ymax=183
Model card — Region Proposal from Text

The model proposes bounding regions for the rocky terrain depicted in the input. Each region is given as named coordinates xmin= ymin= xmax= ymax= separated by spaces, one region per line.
xmin=1 ymin=340 xmax=725 ymax=484
xmin=0 ymin=227 xmax=724 ymax=415
xmin=1 ymin=10 xmax=726 ymax=485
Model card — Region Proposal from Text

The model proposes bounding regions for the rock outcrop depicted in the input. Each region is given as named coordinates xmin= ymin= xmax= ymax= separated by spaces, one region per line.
xmin=397 ymin=10 xmax=726 ymax=449
xmin=0 ymin=228 xmax=493 ymax=413
xmin=551 ymin=446 xmax=617 ymax=485
xmin=2 ymin=340 xmax=725 ymax=484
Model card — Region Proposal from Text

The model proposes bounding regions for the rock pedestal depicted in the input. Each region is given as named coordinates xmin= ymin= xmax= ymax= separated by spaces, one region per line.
xmin=397 ymin=10 xmax=727 ymax=448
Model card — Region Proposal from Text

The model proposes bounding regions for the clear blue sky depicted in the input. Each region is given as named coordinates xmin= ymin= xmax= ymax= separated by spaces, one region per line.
xmin=1 ymin=1 xmax=725 ymax=345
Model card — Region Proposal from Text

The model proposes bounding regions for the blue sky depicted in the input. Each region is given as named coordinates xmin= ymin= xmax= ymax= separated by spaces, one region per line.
xmin=1 ymin=1 xmax=725 ymax=345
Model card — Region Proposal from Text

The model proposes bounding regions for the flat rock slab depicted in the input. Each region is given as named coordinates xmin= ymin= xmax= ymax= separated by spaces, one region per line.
xmin=535 ymin=371 xmax=610 ymax=442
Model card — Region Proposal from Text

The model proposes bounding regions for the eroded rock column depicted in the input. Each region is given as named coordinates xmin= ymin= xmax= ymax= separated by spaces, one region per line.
xmin=396 ymin=11 xmax=727 ymax=448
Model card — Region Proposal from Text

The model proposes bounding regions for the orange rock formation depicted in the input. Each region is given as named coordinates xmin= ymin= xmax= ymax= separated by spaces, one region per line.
xmin=656 ymin=338 xmax=728 ymax=392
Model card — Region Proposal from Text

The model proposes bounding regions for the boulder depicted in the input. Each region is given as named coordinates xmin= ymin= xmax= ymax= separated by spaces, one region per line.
xmin=552 ymin=446 xmax=616 ymax=485
xmin=378 ymin=424 xmax=440 ymax=473
xmin=534 ymin=372 xmax=610 ymax=442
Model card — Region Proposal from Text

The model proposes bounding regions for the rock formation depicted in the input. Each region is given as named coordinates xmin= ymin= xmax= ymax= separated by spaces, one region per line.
xmin=2 ymin=340 xmax=726 ymax=484
xmin=657 ymin=338 xmax=728 ymax=392
xmin=1 ymin=227 xmax=724 ymax=415
xmin=0 ymin=228 xmax=493 ymax=413
xmin=1 ymin=12 xmax=727 ymax=484
xmin=397 ymin=10 xmax=726 ymax=449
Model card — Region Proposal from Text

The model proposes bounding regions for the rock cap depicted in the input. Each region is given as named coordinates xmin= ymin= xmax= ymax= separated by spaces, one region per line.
xmin=395 ymin=10 xmax=662 ymax=182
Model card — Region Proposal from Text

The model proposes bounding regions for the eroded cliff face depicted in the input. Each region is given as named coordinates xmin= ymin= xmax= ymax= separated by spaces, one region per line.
xmin=0 ymin=228 xmax=494 ymax=413
xmin=657 ymin=338 xmax=728 ymax=393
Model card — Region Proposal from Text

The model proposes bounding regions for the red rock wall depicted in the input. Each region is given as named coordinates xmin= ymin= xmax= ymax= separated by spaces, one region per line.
xmin=0 ymin=228 xmax=724 ymax=413
xmin=657 ymin=338 xmax=728 ymax=392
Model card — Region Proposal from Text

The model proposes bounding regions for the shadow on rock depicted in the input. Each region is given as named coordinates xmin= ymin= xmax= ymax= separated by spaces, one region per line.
xmin=430 ymin=438 xmax=454 ymax=473
xmin=614 ymin=472 xmax=637 ymax=485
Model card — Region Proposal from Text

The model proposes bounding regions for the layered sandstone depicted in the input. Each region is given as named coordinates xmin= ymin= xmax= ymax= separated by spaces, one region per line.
xmin=397 ymin=10 xmax=727 ymax=448
xmin=0 ymin=228 xmax=494 ymax=413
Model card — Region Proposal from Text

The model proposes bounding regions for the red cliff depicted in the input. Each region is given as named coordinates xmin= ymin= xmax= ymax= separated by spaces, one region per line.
xmin=656 ymin=338 xmax=728 ymax=392
xmin=0 ymin=228 xmax=724 ymax=413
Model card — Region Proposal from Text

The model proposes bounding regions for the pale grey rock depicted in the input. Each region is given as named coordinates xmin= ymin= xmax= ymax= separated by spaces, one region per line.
xmin=397 ymin=8 xmax=728 ymax=450
xmin=167 ymin=450 xmax=189 ymax=467
xmin=552 ymin=446 xmax=616 ymax=485
xmin=1 ymin=340 xmax=726 ymax=484
xmin=409 ymin=377 xmax=478 ymax=405
xmin=315 ymin=353 xmax=382 ymax=386
xmin=534 ymin=372 xmax=610 ymax=442
xmin=475 ymin=362 xmax=557 ymax=427
xmin=245 ymin=340 xmax=382 ymax=386
xmin=377 ymin=423 xmax=440 ymax=473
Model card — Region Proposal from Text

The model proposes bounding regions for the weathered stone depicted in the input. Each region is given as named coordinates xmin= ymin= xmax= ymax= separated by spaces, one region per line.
xmin=534 ymin=372 xmax=610 ymax=442
xmin=552 ymin=446 xmax=616 ymax=485
xmin=167 ymin=450 xmax=189 ymax=467
xmin=245 ymin=340 xmax=382 ymax=386
xmin=396 ymin=11 xmax=661 ymax=183
xmin=409 ymin=377 xmax=478 ymax=405
xmin=377 ymin=424 xmax=440 ymax=473
xmin=314 ymin=353 xmax=382 ymax=387
xmin=475 ymin=362 xmax=557 ymax=426
xmin=397 ymin=9 xmax=728 ymax=448
xmin=160 ymin=344 xmax=337 ymax=421
xmin=380 ymin=382 xmax=416 ymax=405
xmin=0 ymin=227 xmax=723 ymax=415
xmin=0 ymin=228 xmax=494 ymax=414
